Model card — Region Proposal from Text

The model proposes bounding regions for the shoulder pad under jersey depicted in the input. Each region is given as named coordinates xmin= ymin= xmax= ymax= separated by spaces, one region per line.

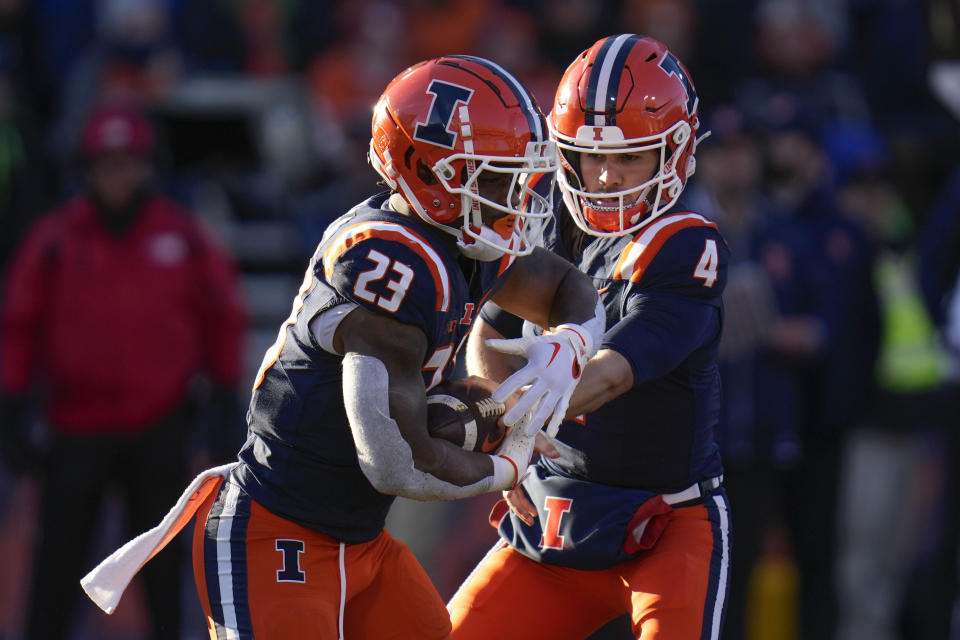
xmin=321 ymin=220 xmax=456 ymax=332
xmin=612 ymin=212 xmax=729 ymax=299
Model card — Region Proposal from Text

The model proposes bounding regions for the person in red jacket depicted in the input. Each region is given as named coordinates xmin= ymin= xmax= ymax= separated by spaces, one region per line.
xmin=0 ymin=102 xmax=247 ymax=640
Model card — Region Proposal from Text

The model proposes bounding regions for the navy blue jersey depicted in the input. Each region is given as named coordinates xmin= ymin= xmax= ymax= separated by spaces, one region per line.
xmin=486 ymin=209 xmax=729 ymax=492
xmin=234 ymin=193 xmax=513 ymax=543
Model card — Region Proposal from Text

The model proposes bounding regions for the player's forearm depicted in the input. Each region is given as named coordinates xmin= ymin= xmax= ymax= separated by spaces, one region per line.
xmin=343 ymin=354 xmax=515 ymax=498
xmin=546 ymin=261 xmax=602 ymax=329
xmin=493 ymin=247 xmax=599 ymax=329
xmin=357 ymin=414 xmax=514 ymax=499
xmin=566 ymin=348 xmax=634 ymax=416
xmin=464 ymin=318 xmax=522 ymax=382
xmin=359 ymin=430 xmax=508 ymax=499
xmin=412 ymin=436 xmax=495 ymax=486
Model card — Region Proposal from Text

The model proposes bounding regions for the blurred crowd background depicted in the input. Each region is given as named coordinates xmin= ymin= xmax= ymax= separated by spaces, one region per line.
xmin=0 ymin=0 xmax=959 ymax=639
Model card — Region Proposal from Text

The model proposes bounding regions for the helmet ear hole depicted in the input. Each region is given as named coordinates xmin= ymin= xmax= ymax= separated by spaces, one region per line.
xmin=416 ymin=158 xmax=438 ymax=186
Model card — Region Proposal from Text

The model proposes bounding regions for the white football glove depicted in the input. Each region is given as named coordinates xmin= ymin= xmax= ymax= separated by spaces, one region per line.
xmin=492 ymin=408 xmax=538 ymax=490
xmin=488 ymin=324 xmax=594 ymax=437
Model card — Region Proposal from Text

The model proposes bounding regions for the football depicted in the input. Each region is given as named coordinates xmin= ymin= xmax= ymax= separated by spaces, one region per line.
xmin=426 ymin=376 xmax=507 ymax=453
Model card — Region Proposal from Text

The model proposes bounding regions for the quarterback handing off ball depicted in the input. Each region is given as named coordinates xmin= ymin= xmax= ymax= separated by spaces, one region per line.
xmin=427 ymin=377 xmax=507 ymax=453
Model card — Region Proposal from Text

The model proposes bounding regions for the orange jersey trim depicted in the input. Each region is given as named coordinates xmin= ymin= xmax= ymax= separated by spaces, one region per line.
xmin=253 ymin=269 xmax=314 ymax=390
xmin=496 ymin=249 xmax=517 ymax=277
xmin=613 ymin=212 xmax=718 ymax=283
xmin=323 ymin=222 xmax=451 ymax=311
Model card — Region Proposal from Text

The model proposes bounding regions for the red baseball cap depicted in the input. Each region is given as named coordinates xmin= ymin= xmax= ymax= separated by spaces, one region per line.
xmin=80 ymin=103 xmax=155 ymax=156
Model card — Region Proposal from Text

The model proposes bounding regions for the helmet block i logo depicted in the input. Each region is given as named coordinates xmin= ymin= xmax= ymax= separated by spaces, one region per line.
xmin=414 ymin=80 xmax=474 ymax=149
xmin=657 ymin=52 xmax=697 ymax=116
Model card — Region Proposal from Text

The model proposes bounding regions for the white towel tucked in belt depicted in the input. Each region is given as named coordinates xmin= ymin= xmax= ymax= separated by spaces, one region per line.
xmin=81 ymin=462 xmax=237 ymax=614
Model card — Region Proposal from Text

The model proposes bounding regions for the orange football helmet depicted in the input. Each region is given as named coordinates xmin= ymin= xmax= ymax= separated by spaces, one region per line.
xmin=369 ymin=55 xmax=558 ymax=260
xmin=550 ymin=35 xmax=708 ymax=237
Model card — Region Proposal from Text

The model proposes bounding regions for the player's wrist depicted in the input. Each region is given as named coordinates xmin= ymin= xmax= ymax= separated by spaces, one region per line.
xmin=553 ymin=324 xmax=592 ymax=359
xmin=492 ymin=454 xmax=519 ymax=491
xmin=552 ymin=298 xmax=604 ymax=365
xmin=549 ymin=325 xmax=592 ymax=380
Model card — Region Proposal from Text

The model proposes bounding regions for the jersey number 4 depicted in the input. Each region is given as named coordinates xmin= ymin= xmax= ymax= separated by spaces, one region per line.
xmin=694 ymin=239 xmax=718 ymax=287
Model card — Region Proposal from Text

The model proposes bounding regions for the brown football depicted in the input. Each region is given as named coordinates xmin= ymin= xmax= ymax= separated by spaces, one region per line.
xmin=426 ymin=376 xmax=507 ymax=453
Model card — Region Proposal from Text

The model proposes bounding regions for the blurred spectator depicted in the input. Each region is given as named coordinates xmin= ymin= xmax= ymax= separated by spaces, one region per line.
xmin=299 ymin=0 xmax=410 ymax=229
xmin=686 ymin=0 xmax=759 ymax=106
xmin=0 ymin=62 xmax=59 ymax=273
xmin=285 ymin=0 xmax=341 ymax=70
xmin=814 ymin=121 xmax=884 ymax=431
xmin=690 ymin=102 xmax=840 ymax=640
xmin=760 ymin=100 xmax=884 ymax=640
xmin=529 ymin=0 xmax=620 ymax=70
xmin=50 ymin=0 xmax=183 ymax=170
xmin=735 ymin=0 xmax=871 ymax=129
xmin=236 ymin=0 xmax=290 ymax=75
xmin=918 ymin=165 xmax=960 ymax=347
xmin=472 ymin=6 xmax=560 ymax=108
xmin=406 ymin=0 xmax=494 ymax=62
xmin=0 ymin=103 xmax=247 ymax=639
xmin=175 ymin=0 xmax=339 ymax=75
xmin=0 ymin=1 xmax=955 ymax=637
xmin=918 ymin=165 xmax=960 ymax=638
xmin=847 ymin=0 xmax=930 ymax=128
xmin=304 ymin=0 xmax=409 ymax=151
xmin=620 ymin=0 xmax=697 ymax=62
xmin=833 ymin=129 xmax=957 ymax=640
xmin=762 ymin=106 xmax=879 ymax=445
xmin=173 ymin=0 xmax=248 ymax=74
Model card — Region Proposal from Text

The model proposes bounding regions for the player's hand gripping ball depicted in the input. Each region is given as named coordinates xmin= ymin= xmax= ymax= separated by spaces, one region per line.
xmin=427 ymin=376 xmax=507 ymax=453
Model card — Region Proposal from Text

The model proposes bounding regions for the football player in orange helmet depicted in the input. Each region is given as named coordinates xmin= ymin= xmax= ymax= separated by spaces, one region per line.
xmin=369 ymin=55 xmax=558 ymax=261
xmin=82 ymin=56 xmax=605 ymax=639
xmin=551 ymin=34 xmax=709 ymax=238
xmin=450 ymin=36 xmax=731 ymax=640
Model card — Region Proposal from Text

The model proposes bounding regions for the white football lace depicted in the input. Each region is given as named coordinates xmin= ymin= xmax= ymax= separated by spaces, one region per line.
xmin=475 ymin=397 xmax=505 ymax=418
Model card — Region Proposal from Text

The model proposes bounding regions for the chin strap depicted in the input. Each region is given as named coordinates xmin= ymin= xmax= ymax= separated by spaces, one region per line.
xmin=456 ymin=225 xmax=518 ymax=261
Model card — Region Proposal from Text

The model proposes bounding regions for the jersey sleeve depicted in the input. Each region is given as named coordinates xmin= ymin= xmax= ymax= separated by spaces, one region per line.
xmin=321 ymin=227 xmax=452 ymax=337
xmin=603 ymin=292 xmax=721 ymax=385
xmin=630 ymin=225 xmax=729 ymax=304
xmin=605 ymin=222 xmax=728 ymax=384
xmin=478 ymin=300 xmax=525 ymax=339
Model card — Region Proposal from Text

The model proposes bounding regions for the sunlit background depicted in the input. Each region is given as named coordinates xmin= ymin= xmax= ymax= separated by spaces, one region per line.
xmin=0 ymin=1 xmax=959 ymax=639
